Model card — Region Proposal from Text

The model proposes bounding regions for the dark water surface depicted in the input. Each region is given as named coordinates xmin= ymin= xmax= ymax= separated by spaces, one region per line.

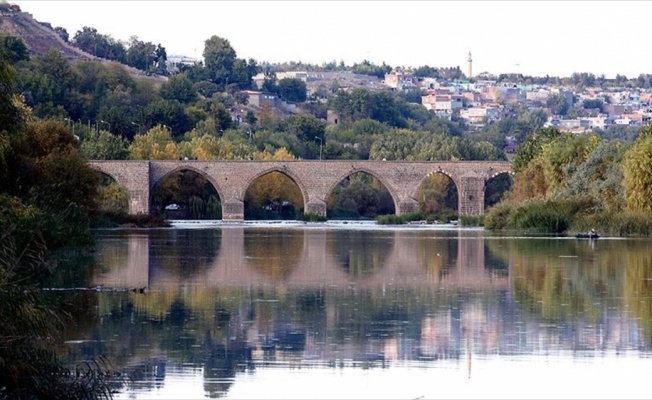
xmin=55 ymin=223 xmax=652 ymax=399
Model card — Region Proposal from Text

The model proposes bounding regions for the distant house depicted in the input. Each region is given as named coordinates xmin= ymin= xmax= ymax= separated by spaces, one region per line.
xmin=384 ymin=70 xmax=418 ymax=90
xmin=242 ymin=90 xmax=277 ymax=107
xmin=421 ymin=90 xmax=463 ymax=117
xmin=166 ymin=55 xmax=198 ymax=74
xmin=327 ymin=110 xmax=340 ymax=125
xmin=460 ymin=106 xmax=500 ymax=124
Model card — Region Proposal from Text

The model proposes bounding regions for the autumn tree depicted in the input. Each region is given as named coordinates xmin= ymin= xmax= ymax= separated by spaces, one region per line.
xmin=623 ymin=126 xmax=652 ymax=211
xmin=129 ymin=125 xmax=179 ymax=160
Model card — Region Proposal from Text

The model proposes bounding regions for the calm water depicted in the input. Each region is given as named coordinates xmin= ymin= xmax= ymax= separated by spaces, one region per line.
xmin=54 ymin=222 xmax=652 ymax=399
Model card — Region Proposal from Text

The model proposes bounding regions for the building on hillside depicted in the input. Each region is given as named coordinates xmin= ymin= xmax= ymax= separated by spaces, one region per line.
xmin=167 ymin=55 xmax=198 ymax=74
xmin=327 ymin=110 xmax=340 ymax=125
xmin=421 ymin=91 xmax=463 ymax=118
xmin=242 ymin=90 xmax=277 ymax=107
xmin=459 ymin=106 xmax=500 ymax=125
xmin=276 ymin=71 xmax=308 ymax=82
xmin=603 ymin=104 xmax=629 ymax=117
xmin=620 ymin=113 xmax=649 ymax=125
xmin=462 ymin=92 xmax=482 ymax=107
xmin=384 ymin=70 xmax=418 ymax=90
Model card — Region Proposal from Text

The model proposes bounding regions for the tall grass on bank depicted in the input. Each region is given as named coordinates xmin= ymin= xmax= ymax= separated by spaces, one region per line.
xmin=486 ymin=197 xmax=652 ymax=236
xmin=484 ymin=197 xmax=597 ymax=234
xmin=572 ymin=211 xmax=652 ymax=237
xmin=459 ymin=215 xmax=484 ymax=226
xmin=1 ymin=198 xmax=119 ymax=398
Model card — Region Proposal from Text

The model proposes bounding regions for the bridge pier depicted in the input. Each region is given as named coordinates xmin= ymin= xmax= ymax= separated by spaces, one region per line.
xmin=305 ymin=199 xmax=327 ymax=217
xmin=223 ymin=199 xmax=244 ymax=221
xmin=458 ymin=176 xmax=485 ymax=216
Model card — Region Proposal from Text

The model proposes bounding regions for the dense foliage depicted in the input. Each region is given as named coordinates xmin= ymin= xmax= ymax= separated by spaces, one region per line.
xmin=486 ymin=125 xmax=652 ymax=236
xmin=0 ymin=42 xmax=114 ymax=398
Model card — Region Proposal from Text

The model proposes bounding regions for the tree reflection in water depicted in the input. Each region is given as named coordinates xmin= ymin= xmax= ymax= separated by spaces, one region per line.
xmin=56 ymin=229 xmax=652 ymax=398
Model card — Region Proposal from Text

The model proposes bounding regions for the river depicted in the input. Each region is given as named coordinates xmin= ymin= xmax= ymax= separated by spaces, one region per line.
xmin=52 ymin=222 xmax=652 ymax=399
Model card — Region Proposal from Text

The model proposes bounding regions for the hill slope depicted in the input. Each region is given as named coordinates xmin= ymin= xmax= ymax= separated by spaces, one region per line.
xmin=0 ymin=10 xmax=166 ymax=83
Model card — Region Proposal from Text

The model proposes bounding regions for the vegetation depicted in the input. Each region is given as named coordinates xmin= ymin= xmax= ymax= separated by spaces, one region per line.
xmin=485 ymin=126 xmax=652 ymax=236
xmin=0 ymin=42 xmax=116 ymax=397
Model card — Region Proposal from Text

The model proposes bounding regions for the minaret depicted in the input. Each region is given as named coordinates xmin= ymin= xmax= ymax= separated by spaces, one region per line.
xmin=467 ymin=51 xmax=473 ymax=79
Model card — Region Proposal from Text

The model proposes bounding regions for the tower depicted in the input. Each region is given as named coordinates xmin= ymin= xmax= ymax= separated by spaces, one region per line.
xmin=467 ymin=51 xmax=473 ymax=79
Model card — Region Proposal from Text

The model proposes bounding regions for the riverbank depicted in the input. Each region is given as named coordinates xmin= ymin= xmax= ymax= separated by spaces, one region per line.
xmin=165 ymin=219 xmax=478 ymax=231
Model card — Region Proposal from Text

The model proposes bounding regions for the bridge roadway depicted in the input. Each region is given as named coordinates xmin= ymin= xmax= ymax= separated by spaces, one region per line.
xmin=89 ymin=160 xmax=512 ymax=220
xmin=93 ymin=228 xmax=511 ymax=291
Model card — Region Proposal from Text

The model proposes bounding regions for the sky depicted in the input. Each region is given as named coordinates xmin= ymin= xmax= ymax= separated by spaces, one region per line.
xmin=11 ymin=1 xmax=652 ymax=79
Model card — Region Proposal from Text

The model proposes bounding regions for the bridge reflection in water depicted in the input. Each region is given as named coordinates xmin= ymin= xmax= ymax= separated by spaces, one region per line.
xmin=85 ymin=228 xmax=652 ymax=399
xmin=92 ymin=227 xmax=509 ymax=291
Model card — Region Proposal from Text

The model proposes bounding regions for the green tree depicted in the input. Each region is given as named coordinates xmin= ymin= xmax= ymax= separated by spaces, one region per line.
xmin=0 ymin=45 xmax=25 ymax=136
xmin=126 ymin=36 xmax=157 ymax=71
xmin=0 ymin=35 xmax=29 ymax=63
xmin=623 ymin=126 xmax=652 ymax=211
xmin=538 ymin=133 xmax=600 ymax=196
xmin=277 ymin=77 xmax=307 ymax=103
xmin=159 ymin=73 xmax=198 ymax=104
xmin=203 ymin=35 xmax=236 ymax=87
xmin=566 ymin=140 xmax=625 ymax=210
xmin=512 ymin=127 xmax=561 ymax=173
xmin=283 ymin=114 xmax=326 ymax=143
xmin=79 ymin=129 xmax=129 ymax=160
xmin=546 ymin=92 xmax=570 ymax=116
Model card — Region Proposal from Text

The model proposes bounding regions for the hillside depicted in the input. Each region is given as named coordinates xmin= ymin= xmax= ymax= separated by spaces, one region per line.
xmin=0 ymin=10 xmax=166 ymax=84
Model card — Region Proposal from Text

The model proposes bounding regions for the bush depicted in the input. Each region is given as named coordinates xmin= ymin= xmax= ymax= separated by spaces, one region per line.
xmin=376 ymin=212 xmax=423 ymax=225
xmin=460 ymin=215 xmax=484 ymax=227
xmin=485 ymin=198 xmax=594 ymax=234
xmin=92 ymin=212 xmax=169 ymax=228
xmin=572 ymin=211 xmax=652 ymax=237
xmin=484 ymin=201 xmax=513 ymax=230
xmin=301 ymin=213 xmax=327 ymax=222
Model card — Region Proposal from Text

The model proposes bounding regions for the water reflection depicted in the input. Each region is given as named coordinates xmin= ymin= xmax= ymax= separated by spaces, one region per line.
xmin=59 ymin=228 xmax=652 ymax=398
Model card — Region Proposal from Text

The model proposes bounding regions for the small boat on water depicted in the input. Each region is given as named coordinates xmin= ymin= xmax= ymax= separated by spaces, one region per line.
xmin=575 ymin=229 xmax=599 ymax=239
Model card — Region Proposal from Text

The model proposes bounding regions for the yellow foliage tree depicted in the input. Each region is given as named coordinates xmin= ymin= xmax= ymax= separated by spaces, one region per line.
xmin=623 ymin=127 xmax=652 ymax=211
xmin=509 ymin=157 xmax=548 ymax=202
xmin=188 ymin=134 xmax=222 ymax=160
xmin=129 ymin=125 xmax=179 ymax=160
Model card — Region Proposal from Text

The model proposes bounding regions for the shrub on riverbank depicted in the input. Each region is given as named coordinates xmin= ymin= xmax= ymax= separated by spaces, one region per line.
xmin=0 ymin=211 xmax=117 ymax=398
xmin=484 ymin=197 xmax=596 ymax=234
xmin=92 ymin=211 xmax=170 ymax=228
xmin=571 ymin=211 xmax=652 ymax=237
xmin=376 ymin=212 xmax=424 ymax=225
xmin=485 ymin=197 xmax=652 ymax=236
xmin=300 ymin=213 xmax=327 ymax=222
xmin=460 ymin=215 xmax=484 ymax=227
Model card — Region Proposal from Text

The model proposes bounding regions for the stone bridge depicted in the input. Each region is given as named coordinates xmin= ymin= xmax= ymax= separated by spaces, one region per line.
xmin=89 ymin=160 xmax=512 ymax=220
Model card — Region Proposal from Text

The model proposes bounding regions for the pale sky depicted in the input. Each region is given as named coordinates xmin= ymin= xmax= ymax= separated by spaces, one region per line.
xmin=12 ymin=1 xmax=652 ymax=79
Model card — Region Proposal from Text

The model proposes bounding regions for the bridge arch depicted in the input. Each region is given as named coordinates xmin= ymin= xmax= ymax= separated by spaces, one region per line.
xmin=242 ymin=166 xmax=310 ymax=210
xmin=326 ymin=167 xmax=401 ymax=217
xmin=414 ymin=169 xmax=460 ymax=216
xmin=151 ymin=165 xmax=225 ymax=218
xmin=485 ymin=170 xmax=514 ymax=209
